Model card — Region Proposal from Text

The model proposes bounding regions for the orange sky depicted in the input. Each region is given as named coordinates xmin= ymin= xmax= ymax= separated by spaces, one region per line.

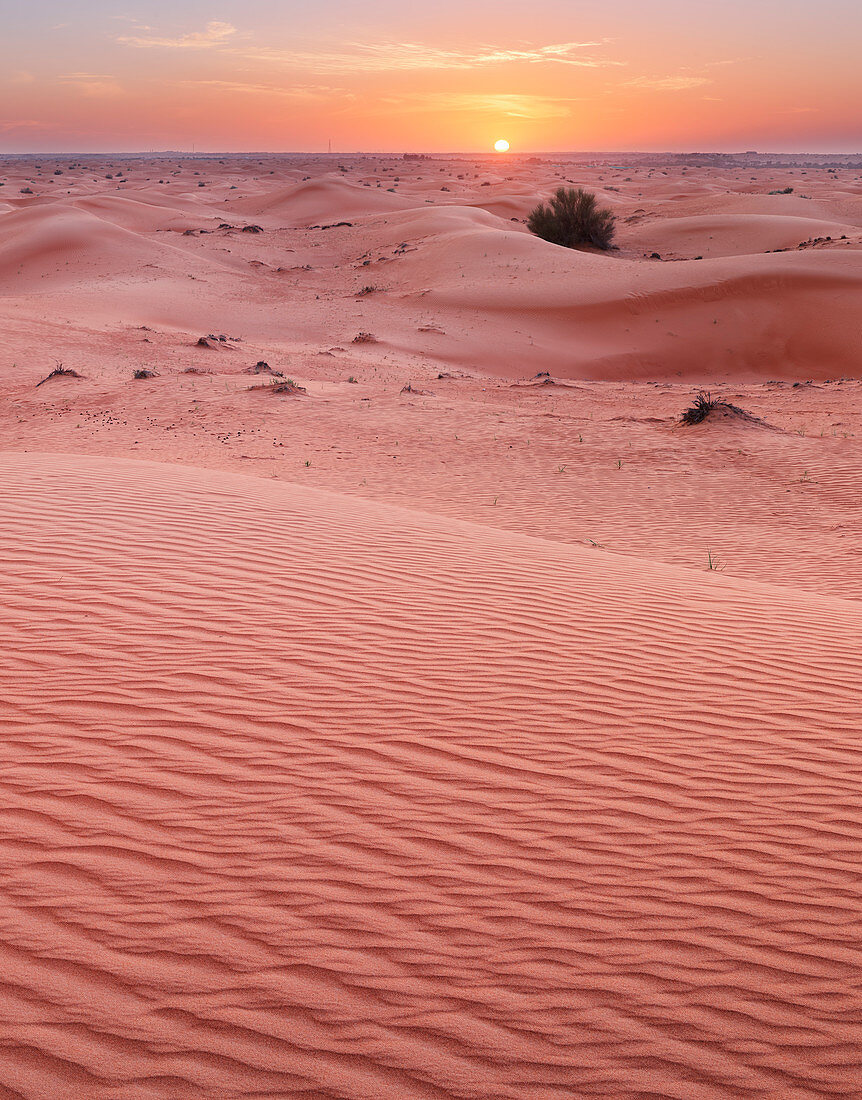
xmin=2 ymin=2 xmax=861 ymax=151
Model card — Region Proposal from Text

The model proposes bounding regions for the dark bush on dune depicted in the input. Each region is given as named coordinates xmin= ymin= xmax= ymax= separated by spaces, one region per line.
xmin=681 ymin=391 xmax=752 ymax=425
xmin=681 ymin=391 xmax=718 ymax=424
xmin=527 ymin=187 xmax=616 ymax=250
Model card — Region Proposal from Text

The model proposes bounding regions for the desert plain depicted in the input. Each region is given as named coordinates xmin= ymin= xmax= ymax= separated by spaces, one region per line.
xmin=1 ymin=151 xmax=861 ymax=1098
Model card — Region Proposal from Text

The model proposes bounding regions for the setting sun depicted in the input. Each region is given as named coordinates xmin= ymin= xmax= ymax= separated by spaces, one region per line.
xmin=494 ymin=139 xmax=510 ymax=152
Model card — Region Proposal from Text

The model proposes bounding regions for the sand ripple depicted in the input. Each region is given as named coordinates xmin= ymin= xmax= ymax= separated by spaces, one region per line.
xmin=0 ymin=453 xmax=860 ymax=1099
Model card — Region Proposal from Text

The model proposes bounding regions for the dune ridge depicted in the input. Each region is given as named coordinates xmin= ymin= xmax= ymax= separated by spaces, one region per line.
xmin=1 ymin=452 xmax=861 ymax=1099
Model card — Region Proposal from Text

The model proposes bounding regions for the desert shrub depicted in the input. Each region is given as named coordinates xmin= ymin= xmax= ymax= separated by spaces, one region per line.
xmin=527 ymin=187 xmax=616 ymax=250
xmin=681 ymin=391 xmax=717 ymax=424
xmin=35 ymin=364 xmax=82 ymax=387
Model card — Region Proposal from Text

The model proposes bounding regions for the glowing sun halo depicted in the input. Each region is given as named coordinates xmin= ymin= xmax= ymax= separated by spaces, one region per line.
xmin=494 ymin=139 xmax=510 ymax=152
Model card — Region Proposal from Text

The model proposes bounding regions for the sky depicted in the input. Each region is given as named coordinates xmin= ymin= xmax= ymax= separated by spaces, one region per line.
xmin=2 ymin=0 xmax=860 ymax=153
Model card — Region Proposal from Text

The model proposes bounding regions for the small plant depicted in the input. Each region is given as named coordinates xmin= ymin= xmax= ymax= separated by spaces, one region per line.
xmin=768 ymin=186 xmax=794 ymax=194
xmin=526 ymin=187 xmax=616 ymax=250
xmin=681 ymin=391 xmax=718 ymax=424
xmin=347 ymin=376 xmax=357 ymax=384
xmin=133 ymin=369 xmax=158 ymax=379
xmin=304 ymin=459 xmax=311 ymax=467
xmin=246 ymin=361 xmax=283 ymax=376
xmin=558 ymin=465 xmax=567 ymax=473
xmin=707 ymin=549 xmax=725 ymax=571
xmin=616 ymin=459 xmax=623 ymax=469
xmin=35 ymin=363 xmax=82 ymax=387
xmin=248 ymin=377 xmax=306 ymax=395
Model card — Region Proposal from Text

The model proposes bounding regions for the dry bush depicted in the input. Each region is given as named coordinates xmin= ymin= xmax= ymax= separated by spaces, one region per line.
xmin=527 ymin=187 xmax=616 ymax=250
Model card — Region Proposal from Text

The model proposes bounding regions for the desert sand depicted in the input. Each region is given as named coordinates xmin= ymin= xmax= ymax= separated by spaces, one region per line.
xmin=1 ymin=152 xmax=861 ymax=1099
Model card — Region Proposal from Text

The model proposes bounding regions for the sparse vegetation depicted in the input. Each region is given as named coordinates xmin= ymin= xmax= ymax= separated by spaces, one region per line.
xmin=681 ymin=391 xmax=719 ymax=424
xmin=527 ymin=187 xmax=616 ymax=250
xmin=35 ymin=363 xmax=82 ymax=387
xmin=681 ymin=391 xmax=756 ymax=426
xmin=707 ymin=549 xmax=725 ymax=572
xmin=257 ymin=378 xmax=307 ymax=396
xmin=246 ymin=361 xmax=283 ymax=376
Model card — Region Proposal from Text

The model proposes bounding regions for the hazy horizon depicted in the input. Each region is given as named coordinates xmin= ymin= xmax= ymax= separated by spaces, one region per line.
xmin=3 ymin=147 xmax=862 ymax=158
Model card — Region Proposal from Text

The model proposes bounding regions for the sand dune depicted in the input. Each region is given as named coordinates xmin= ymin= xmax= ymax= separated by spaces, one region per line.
xmin=390 ymin=216 xmax=862 ymax=378
xmin=230 ymin=176 xmax=419 ymax=226
xmin=1 ymin=154 xmax=862 ymax=1099
xmin=3 ymin=155 xmax=861 ymax=379
xmin=1 ymin=451 xmax=860 ymax=1099
xmin=0 ymin=207 xmax=169 ymax=289
xmin=71 ymin=193 xmax=219 ymax=233
xmin=0 ymin=206 xmax=246 ymax=291
xmin=623 ymin=213 xmax=857 ymax=258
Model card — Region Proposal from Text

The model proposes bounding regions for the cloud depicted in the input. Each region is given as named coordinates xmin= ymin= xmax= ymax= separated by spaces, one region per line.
xmin=625 ymin=75 xmax=712 ymax=91
xmin=172 ymin=81 xmax=572 ymax=118
xmin=181 ymin=79 xmax=347 ymax=102
xmin=706 ymin=57 xmax=754 ymax=67
xmin=117 ymin=25 xmax=620 ymax=73
xmin=59 ymin=73 xmax=124 ymax=97
xmin=380 ymin=92 xmax=580 ymax=119
xmin=338 ymin=41 xmax=619 ymax=72
xmin=117 ymin=21 xmax=237 ymax=50
xmin=0 ymin=120 xmax=50 ymax=132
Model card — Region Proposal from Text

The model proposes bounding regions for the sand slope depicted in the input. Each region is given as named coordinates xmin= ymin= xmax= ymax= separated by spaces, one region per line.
xmin=1 ymin=452 xmax=860 ymax=1099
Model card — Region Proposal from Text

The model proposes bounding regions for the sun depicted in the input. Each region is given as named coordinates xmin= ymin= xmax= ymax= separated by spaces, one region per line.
xmin=494 ymin=139 xmax=510 ymax=153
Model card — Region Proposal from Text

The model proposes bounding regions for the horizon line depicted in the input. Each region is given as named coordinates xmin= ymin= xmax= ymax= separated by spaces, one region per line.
xmin=2 ymin=148 xmax=862 ymax=158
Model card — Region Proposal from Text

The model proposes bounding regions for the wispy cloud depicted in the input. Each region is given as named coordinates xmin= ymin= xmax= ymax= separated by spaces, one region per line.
xmin=117 ymin=21 xmax=238 ymax=50
xmin=117 ymin=25 xmax=621 ymax=73
xmin=625 ymin=75 xmax=712 ymax=91
xmin=0 ymin=120 xmax=50 ymax=132
xmin=705 ymin=57 xmax=755 ymax=69
xmin=180 ymin=79 xmax=347 ymax=102
xmin=59 ymin=73 xmax=123 ymax=97
xmin=379 ymin=92 xmax=580 ymax=119
xmin=337 ymin=41 xmax=619 ymax=72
